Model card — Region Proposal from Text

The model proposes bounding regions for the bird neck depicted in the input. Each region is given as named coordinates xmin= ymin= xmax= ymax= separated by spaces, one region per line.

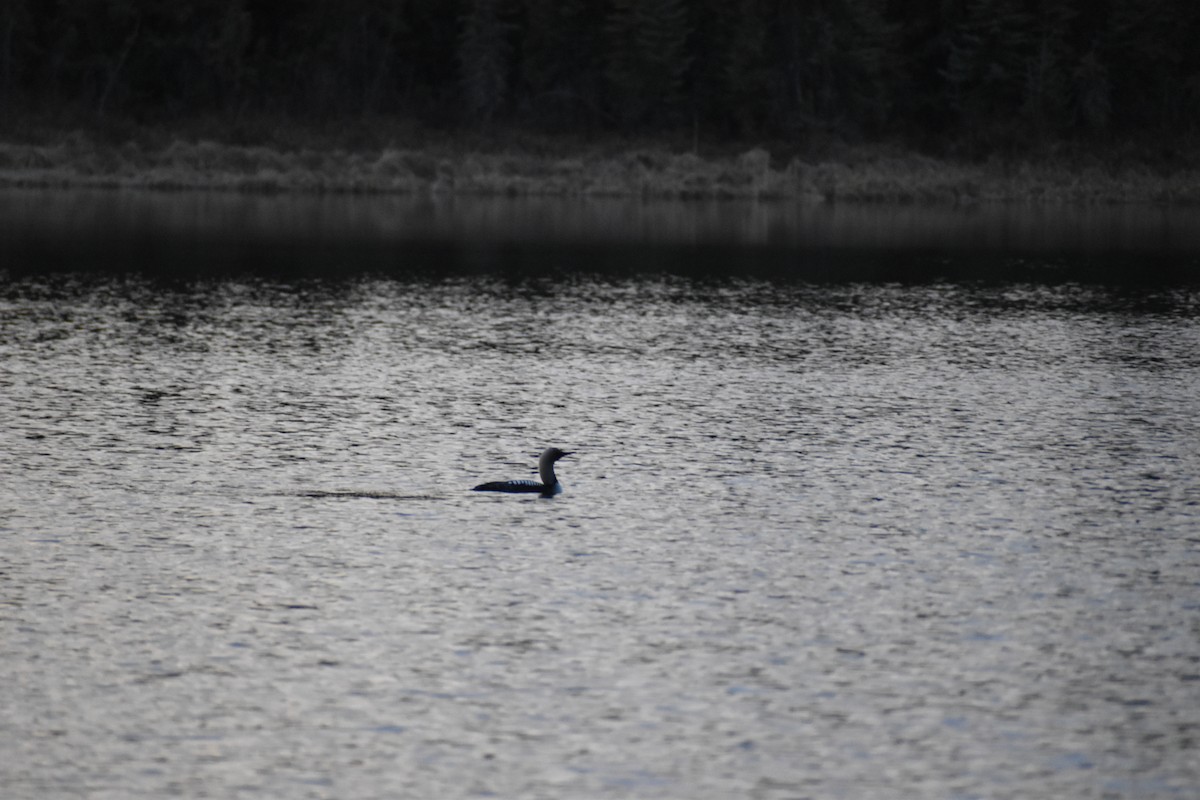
xmin=539 ymin=460 xmax=558 ymax=487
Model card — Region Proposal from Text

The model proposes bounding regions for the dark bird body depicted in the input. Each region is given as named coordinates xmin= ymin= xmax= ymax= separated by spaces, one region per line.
xmin=473 ymin=447 xmax=572 ymax=497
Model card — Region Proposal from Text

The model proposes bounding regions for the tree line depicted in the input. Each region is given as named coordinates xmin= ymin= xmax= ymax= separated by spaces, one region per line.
xmin=1 ymin=0 xmax=1197 ymax=150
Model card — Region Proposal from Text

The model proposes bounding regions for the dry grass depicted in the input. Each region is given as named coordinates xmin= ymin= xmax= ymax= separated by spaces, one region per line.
xmin=1 ymin=134 xmax=1197 ymax=204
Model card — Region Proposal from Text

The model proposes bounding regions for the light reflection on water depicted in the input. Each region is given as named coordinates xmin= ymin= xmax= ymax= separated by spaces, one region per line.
xmin=3 ymin=188 xmax=1200 ymax=283
xmin=2 ymin=196 xmax=1200 ymax=799
xmin=5 ymin=188 xmax=1200 ymax=250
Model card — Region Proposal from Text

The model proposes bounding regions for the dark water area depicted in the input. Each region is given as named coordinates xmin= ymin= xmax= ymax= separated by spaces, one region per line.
xmin=2 ymin=189 xmax=1200 ymax=799
xmin=3 ymin=189 xmax=1199 ymax=284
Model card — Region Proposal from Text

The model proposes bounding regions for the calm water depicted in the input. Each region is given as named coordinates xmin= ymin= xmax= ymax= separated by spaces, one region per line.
xmin=2 ymin=190 xmax=1200 ymax=799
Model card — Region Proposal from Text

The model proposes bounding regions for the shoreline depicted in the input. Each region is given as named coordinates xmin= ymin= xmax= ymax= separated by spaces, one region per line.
xmin=2 ymin=135 xmax=1198 ymax=205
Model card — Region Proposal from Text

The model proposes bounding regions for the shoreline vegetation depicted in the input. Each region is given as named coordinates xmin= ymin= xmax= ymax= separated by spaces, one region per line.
xmin=3 ymin=2 xmax=1197 ymax=205
xmin=2 ymin=131 xmax=1198 ymax=205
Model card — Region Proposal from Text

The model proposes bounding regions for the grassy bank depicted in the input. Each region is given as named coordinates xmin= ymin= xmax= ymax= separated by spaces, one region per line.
xmin=1 ymin=129 xmax=1197 ymax=204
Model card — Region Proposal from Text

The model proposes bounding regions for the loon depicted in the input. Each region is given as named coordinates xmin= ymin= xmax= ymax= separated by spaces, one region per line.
xmin=472 ymin=447 xmax=572 ymax=497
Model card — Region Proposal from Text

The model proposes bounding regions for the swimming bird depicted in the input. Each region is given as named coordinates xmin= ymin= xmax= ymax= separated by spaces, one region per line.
xmin=473 ymin=447 xmax=572 ymax=497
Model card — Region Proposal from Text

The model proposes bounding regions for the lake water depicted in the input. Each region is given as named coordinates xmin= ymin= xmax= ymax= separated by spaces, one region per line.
xmin=2 ymin=190 xmax=1199 ymax=799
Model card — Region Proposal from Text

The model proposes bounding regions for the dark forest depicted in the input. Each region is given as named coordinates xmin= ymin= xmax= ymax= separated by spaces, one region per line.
xmin=1 ymin=0 xmax=1198 ymax=157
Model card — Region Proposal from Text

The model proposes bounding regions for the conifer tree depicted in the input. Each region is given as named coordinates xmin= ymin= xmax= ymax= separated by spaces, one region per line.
xmin=1105 ymin=0 xmax=1200 ymax=132
xmin=942 ymin=0 xmax=1033 ymax=132
xmin=1020 ymin=0 xmax=1076 ymax=137
xmin=459 ymin=0 xmax=513 ymax=124
xmin=777 ymin=0 xmax=895 ymax=135
xmin=1072 ymin=48 xmax=1111 ymax=133
xmin=518 ymin=0 xmax=603 ymax=127
xmin=604 ymin=0 xmax=691 ymax=127
xmin=0 ymin=0 xmax=32 ymax=118
xmin=712 ymin=0 xmax=771 ymax=136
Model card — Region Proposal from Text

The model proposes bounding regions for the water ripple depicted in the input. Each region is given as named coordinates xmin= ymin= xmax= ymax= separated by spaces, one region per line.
xmin=2 ymin=274 xmax=1199 ymax=799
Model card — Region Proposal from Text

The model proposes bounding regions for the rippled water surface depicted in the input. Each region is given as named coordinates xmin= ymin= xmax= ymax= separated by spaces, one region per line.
xmin=2 ymin=192 xmax=1200 ymax=799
